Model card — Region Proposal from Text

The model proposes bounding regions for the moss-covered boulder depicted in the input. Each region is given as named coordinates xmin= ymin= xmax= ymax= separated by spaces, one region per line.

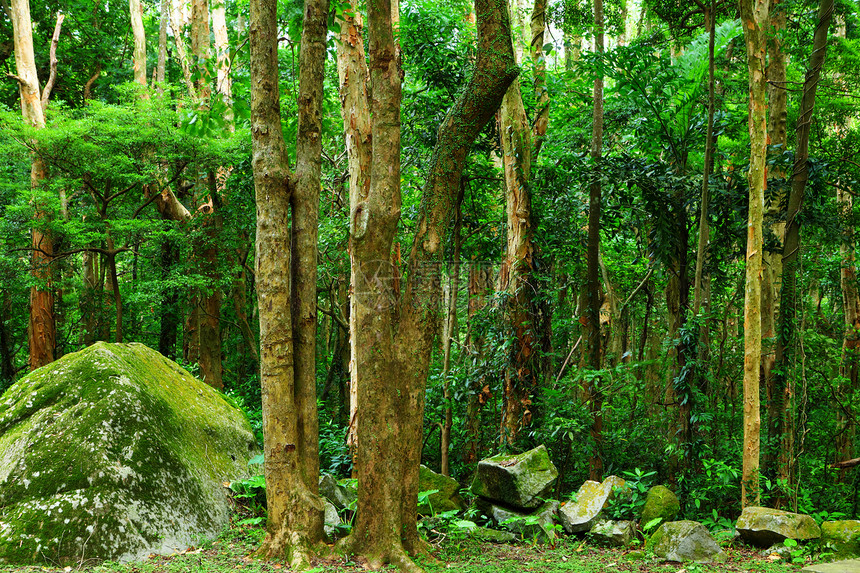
xmin=647 ymin=520 xmax=726 ymax=563
xmin=640 ymin=485 xmax=680 ymax=527
xmin=470 ymin=445 xmax=558 ymax=510
xmin=558 ymin=475 xmax=625 ymax=534
xmin=418 ymin=465 xmax=465 ymax=516
xmin=0 ymin=342 xmax=258 ymax=565
xmin=821 ymin=520 xmax=860 ymax=558
xmin=589 ymin=519 xmax=636 ymax=547
xmin=736 ymin=507 xmax=821 ymax=547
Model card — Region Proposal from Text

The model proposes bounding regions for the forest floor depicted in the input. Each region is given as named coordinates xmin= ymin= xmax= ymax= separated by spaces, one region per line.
xmin=0 ymin=519 xmax=823 ymax=573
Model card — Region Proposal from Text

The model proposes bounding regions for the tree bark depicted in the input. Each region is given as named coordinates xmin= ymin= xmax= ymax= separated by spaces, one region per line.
xmin=585 ymin=0 xmax=604 ymax=482
xmin=11 ymin=0 xmax=55 ymax=372
xmin=130 ymin=0 xmax=147 ymax=87
xmin=838 ymin=187 xmax=859 ymax=482
xmin=530 ymin=0 xmax=549 ymax=156
xmin=739 ymin=0 xmax=769 ymax=509
xmin=157 ymin=0 xmax=168 ymax=87
xmin=249 ymin=0 xmax=328 ymax=565
xmin=465 ymin=262 xmax=493 ymax=467
xmin=339 ymin=0 xmax=516 ymax=568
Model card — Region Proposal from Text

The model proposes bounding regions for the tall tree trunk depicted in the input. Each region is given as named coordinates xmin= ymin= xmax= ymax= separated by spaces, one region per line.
xmin=157 ymin=0 xmax=168 ymax=87
xmin=497 ymin=74 xmax=535 ymax=446
xmin=159 ymin=237 xmax=179 ymax=359
xmin=739 ymin=0 xmax=769 ymax=509
xmin=584 ymin=0 xmax=604 ymax=482
xmin=530 ymin=0 xmax=549 ymax=156
xmin=440 ymin=183 xmax=464 ymax=476
xmin=838 ymin=187 xmax=859 ymax=482
xmin=339 ymin=0 xmax=516 ymax=568
xmin=10 ymin=0 xmax=55 ymax=371
xmin=774 ymin=0 xmax=833 ymax=502
xmin=249 ymin=0 xmax=328 ymax=565
xmin=762 ymin=0 xmax=787 ymax=481
xmin=130 ymin=0 xmax=147 ymax=87
xmin=169 ymin=0 xmax=197 ymax=98
xmin=190 ymin=0 xmax=211 ymax=100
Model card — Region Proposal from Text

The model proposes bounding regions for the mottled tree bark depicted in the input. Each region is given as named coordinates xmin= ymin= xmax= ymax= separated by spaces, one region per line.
xmin=740 ymin=0 xmax=769 ymax=508
xmin=130 ymin=0 xmax=147 ymax=87
xmin=249 ymin=0 xmax=328 ymax=565
xmin=337 ymin=0 xmax=516 ymax=568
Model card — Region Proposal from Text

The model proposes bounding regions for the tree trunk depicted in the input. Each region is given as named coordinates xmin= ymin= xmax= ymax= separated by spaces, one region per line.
xmin=838 ymin=187 xmax=859 ymax=483
xmin=774 ymin=0 xmax=833 ymax=501
xmin=159 ymin=238 xmax=179 ymax=359
xmin=440 ymin=183 xmax=464 ymax=476
xmin=530 ymin=0 xmax=549 ymax=156
xmin=249 ymin=0 xmax=328 ymax=565
xmin=169 ymin=0 xmax=197 ymax=98
xmin=190 ymin=0 xmax=211 ymax=99
xmin=130 ymin=0 xmax=147 ymax=87
xmin=11 ymin=0 xmax=55 ymax=372
xmin=339 ymin=0 xmax=516 ymax=567
xmin=739 ymin=0 xmax=769 ymax=509
xmin=762 ymin=0 xmax=787 ymax=481
xmin=157 ymin=0 xmax=168 ymax=87
xmin=497 ymin=75 xmax=535 ymax=446
xmin=584 ymin=0 xmax=604 ymax=482
xmin=0 ymin=293 xmax=15 ymax=386
xmin=465 ymin=262 xmax=493 ymax=467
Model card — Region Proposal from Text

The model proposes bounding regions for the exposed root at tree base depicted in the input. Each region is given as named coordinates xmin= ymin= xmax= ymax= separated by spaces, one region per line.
xmin=254 ymin=531 xmax=320 ymax=571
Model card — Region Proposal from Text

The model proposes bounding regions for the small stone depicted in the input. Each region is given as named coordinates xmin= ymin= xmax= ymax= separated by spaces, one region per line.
xmin=589 ymin=519 xmax=636 ymax=547
xmin=468 ymin=526 xmax=518 ymax=543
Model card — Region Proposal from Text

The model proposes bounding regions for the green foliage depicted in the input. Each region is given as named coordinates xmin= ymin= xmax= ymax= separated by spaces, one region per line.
xmin=607 ymin=469 xmax=656 ymax=520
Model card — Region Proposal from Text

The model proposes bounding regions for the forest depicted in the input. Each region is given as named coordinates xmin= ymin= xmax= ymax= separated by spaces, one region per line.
xmin=1 ymin=0 xmax=859 ymax=569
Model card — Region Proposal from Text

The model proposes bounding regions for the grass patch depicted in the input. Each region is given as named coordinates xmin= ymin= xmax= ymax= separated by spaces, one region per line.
xmin=0 ymin=519 xmax=810 ymax=573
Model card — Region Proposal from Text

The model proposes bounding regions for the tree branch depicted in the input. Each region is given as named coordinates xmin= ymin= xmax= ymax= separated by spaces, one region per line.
xmin=41 ymin=12 xmax=65 ymax=111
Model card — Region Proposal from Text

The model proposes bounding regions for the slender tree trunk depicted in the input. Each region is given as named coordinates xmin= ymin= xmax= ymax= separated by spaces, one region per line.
xmin=440 ymin=183 xmax=464 ymax=476
xmin=585 ymin=0 xmax=604 ymax=482
xmin=530 ymin=0 xmax=549 ymax=156
xmin=157 ymin=0 xmax=168 ymax=87
xmin=212 ymin=0 xmax=233 ymax=120
xmin=190 ymin=0 xmax=211 ymax=100
xmin=249 ymin=0 xmax=328 ymax=565
xmin=465 ymin=262 xmax=493 ymax=467
xmin=774 ymin=0 xmax=833 ymax=501
xmin=0 ymin=293 xmax=15 ymax=385
xmin=169 ymin=0 xmax=197 ymax=98
xmin=159 ymin=238 xmax=179 ymax=359
xmin=739 ymin=0 xmax=769 ymax=509
xmin=838 ymin=187 xmax=859 ymax=482
xmin=762 ymin=0 xmax=787 ymax=481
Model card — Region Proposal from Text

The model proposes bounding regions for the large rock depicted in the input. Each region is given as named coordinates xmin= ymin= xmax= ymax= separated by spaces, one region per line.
xmin=821 ymin=520 xmax=860 ymax=558
xmin=319 ymin=474 xmax=355 ymax=511
xmin=486 ymin=500 xmax=559 ymax=543
xmin=640 ymin=485 xmax=680 ymax=527
xmin=558 ymin=475 xmax=625 ymax=534
xmin=736 ymin=507 xmax=821 ymax=547
xmin=0 ymin=342 xmax=258 ymax=565
xmin=324 ymin=501 xmax=341 ymax=540
xmin=470 ymin=445 xmax=558 ymax=509
xmin=648 ymin=520 xmax=726 ymax=563
xmin=589 ymin=519 xmax=636 ymax=547
xmin=418 ymin=465 xmax=465 ymax=516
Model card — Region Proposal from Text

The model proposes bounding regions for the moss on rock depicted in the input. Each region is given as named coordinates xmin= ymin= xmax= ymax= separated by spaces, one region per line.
xmin=0 ymin=342 xmax=258 ymax=565
xmin=640 ymin=485 xmax=680 ymax=527
xmin=470 ymin=445 xmax=558 ymax=509
xmin=821 ymin=520 xmax=860 ymax=558
xmin=648 ymin=520 xmax=726 ymax=563
xmin=736 ymin=507 xmax=821 ymax=547
xmin=418 ymin=465 xmax=465 ymax=516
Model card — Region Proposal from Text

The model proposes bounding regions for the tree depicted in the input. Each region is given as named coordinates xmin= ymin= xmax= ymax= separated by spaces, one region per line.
xmin=335 ymin=0 xmax=516 ymax=567
xmin=248 ymin=0 xmax=329 ymax=566
xmin=739 ymin=0 xmax=769 ymax=509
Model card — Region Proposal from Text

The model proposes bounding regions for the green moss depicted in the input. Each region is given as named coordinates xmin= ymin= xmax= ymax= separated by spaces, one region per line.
xmin=0 ymin=343 xmax=258 ymax=565
xmin=822 ymin=520 xmax=860 ymax=558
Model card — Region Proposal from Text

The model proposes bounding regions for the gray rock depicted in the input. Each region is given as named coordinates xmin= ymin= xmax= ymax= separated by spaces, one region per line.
xmin=558 ymin=475 xmax=625 ymax=533
xmin=640 ymin=485 xmax=680 ymax=527
xmin=324 ymin=501 xmax=341 ymax=540
xmin=468 ymin=526 xmax=518 ymax=543
xmin=418 ymin=465 xmax=465 ymax=516
xmin=487 ymin=500 xmax=560 ymax=543
xmin=821 ymin=520 xmax=860 ymax=558
xmin=647 ymin=520 xmax=727 ymax=563
xmin=470 ymin=445 xmax=558 ymax=509
xmin=319 ymin=474 xmax=355 ymax=510
xmin=589 ymin=519 xmax=636 ymax=547
xmin=802 ymin=560 xmax=860 ymax=573
xmin=736 ymin=507 xmax=821 ymax=547
xmin=0 ymin=342 xmax=259 ymax=565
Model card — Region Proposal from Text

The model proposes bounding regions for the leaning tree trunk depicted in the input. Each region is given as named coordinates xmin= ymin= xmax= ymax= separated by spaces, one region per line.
xmin=249 ymin=0 xmax=328 ymax=566
xmin=339 ymin=0 xmax=516 ymax=568
xmin=774 ymin=0 xmax=833 ymax=501
xmin=739 ymin=0 xmax=769 ymax=509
